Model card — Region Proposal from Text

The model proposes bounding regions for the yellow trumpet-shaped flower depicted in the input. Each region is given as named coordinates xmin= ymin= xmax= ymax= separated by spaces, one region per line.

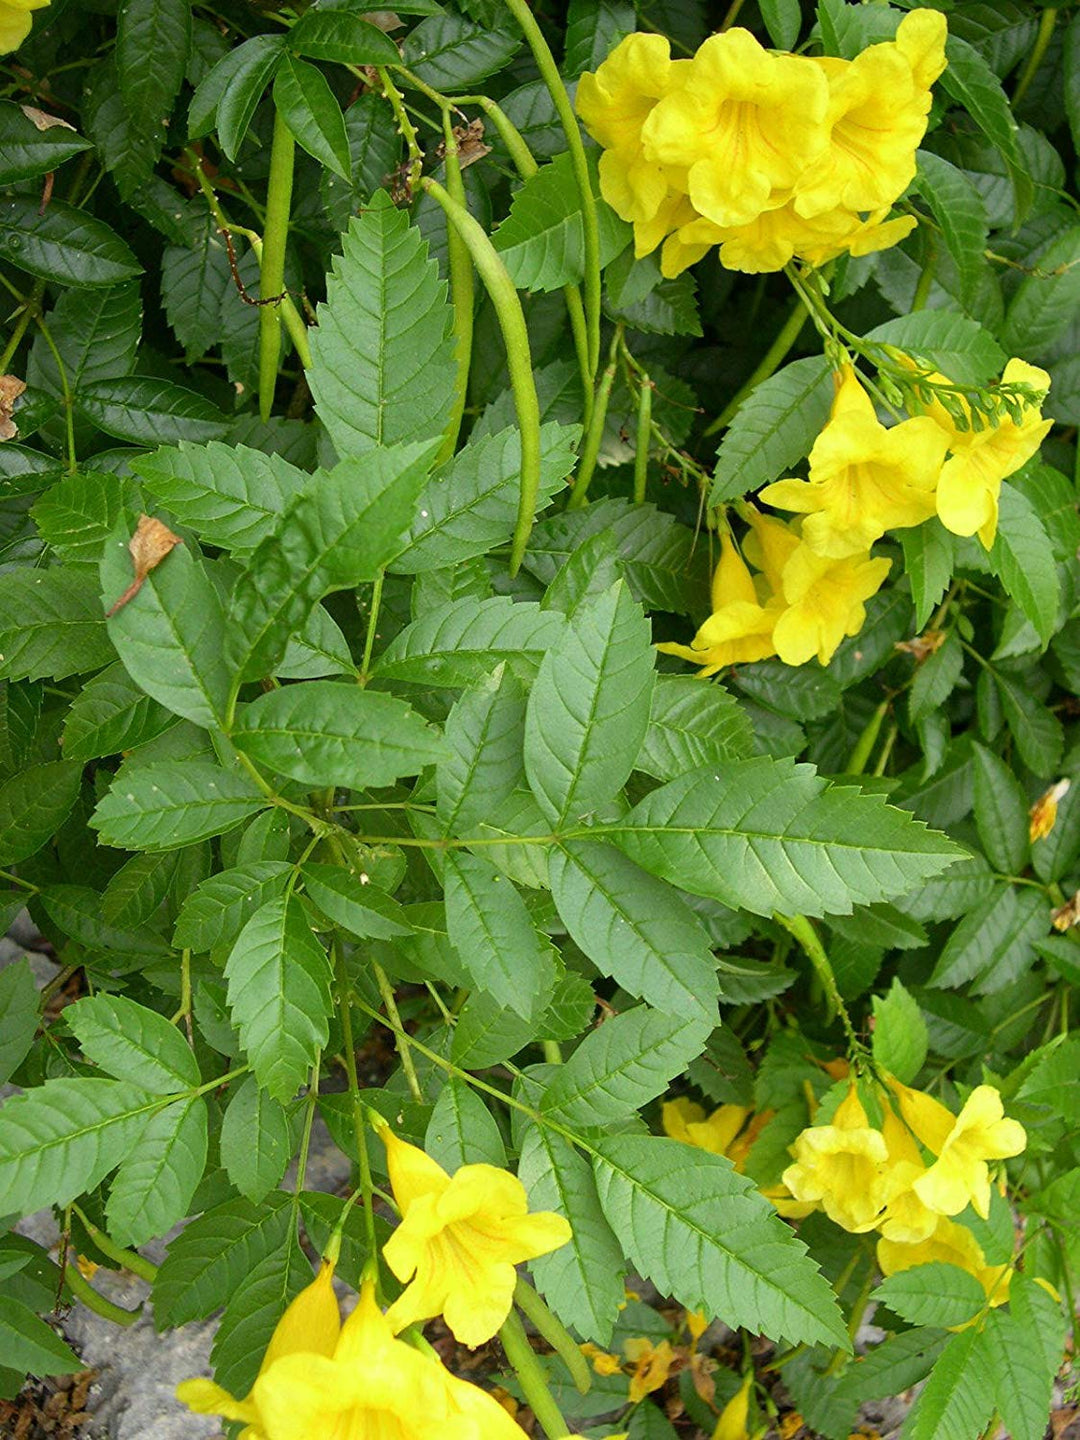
xmin=911 ymin=1086 xmax=1027 ymax=1220
xmin=713 ymin=1372 xmax=754 ymax=1440
xmin=877 ymin=1215 xmax=1012 ymax=1309
xmin=876 ymin=1103 xmax=939 ymax=1245
xmin=772 ymin=543 xmax=891 ymax=667
xmin=0 ymin=0 xmax=48 ymax=53
xmin=642 ymin=29 xmax=830 ymax=229
xmin=177 ymin=1261 xmax=341 ymax=1440
xmin=761 ymin=367 xmax=947 ymax=558
xmin=782 ymin=1086 xmax=892 ymax=1232
xmin=656 ymin=531 xmax=780 ymax=675
xmin=379 ymin=1127 xmax=572 ymax=1347
xmin=741 ymin=507 xmax=801 ymax=597
xmin=922 ymin=358 xmax=1052 ymax=548
xmin=662 ymin=1097 xmax=752 ymax=1157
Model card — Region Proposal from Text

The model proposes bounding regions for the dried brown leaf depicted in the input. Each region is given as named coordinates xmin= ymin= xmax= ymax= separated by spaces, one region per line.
xmin=105 ymin=515 xmax=183 ymax=617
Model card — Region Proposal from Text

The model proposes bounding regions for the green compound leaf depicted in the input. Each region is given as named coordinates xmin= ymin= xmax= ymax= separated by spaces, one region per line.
xmin=220 ymin=1075 xmax=294 ymax=1204
xmin=300 ymin=863 xmax=412 ymax=941
xmin=0 ymin=761 xmax=81 ymax=866
xmin=492 ymin=150 xmax=631 ymax=293
xmin=711 ymin=355 xmax=832 ymax=504
xmin=425 ymin=1077 xmax=507 ymax=1172
xmin=524 ymin=582 xmax=655 ymax=823
xmin=224 ymin=895 xmax=333 ymax=1102
xmin=549 ymin=840 xmax=719 ymax=1023
xmin=106 ymin=1096 xmax=208 ymax=1247
xmin=308 ymin=192 xmax=456 ymax=459
xmin=518 ymin=1125 xmax=627 ymax=1346
xmin=901 ymin=521 xmax=954 ymax=632
xmin=591 ymin=1134 xmax=848 ymax=1349
xmin=91 ymin=760 xmax=267 ymax=851
xmin=66 ymin=994 xmax=201 ymax=1092
xmin=173 ymin=860 xmax=293 ymax=952
xmin=0 ymin=568 xmax=115 ymax=682
xmin=273 ymin=53 xmax=350 ymax=180
xmin=233 ymin=682 xmax=444 ymax=791
xmin=0 ymin=960 xmax=39 ymax=1086
xmin=391 ymin=422 xmax=580 ymax=574
xmin=971 ymin=742 xmax=1030 ymax=876
xmin=871 ymin=978 xmax=928 ymax=1085
xmin=437 ymin=667 xmax=527 ymax=835
xmin=914 ymin=151 xmax=989 ymax=309
xmin=608 ymin=758 xmax=964 ymax=918
xmin=637 ymin=675 xmax=754 ymax=782
xmin=0 ymin=1078 xmax=158 ymax=1217
xmin=101 ymin=520 xmax=230 ymax=731
xmin=541 ymin=1006 xmax=711 ymax=1128
xmin=872 ymin=1262 xmax=986 ymax=1330
xmin=288 ymin=8 xmax=399 ymax=64
xmin=152 ymin=1192 xmax=293 ymax=1328
xmin=988 ymin=482 xmax=1061 ymax=646
xmin=0 ymin=197 xmax=142 ymax=288
xmin=902 ymin=1327 xmax=996 ymax=1440
xmin=76 ymin=377 xmax=229 ymax=446
xmin=444 ymin=851 xmax=556 ymax=1020
xmin=376 ymin=596 xmax=566 ymax=687
xmin=941 ymin=35 xmax=1033 ymax=222
xmin=134 ymin=442 xmax=309 ymax=555
xmin=116 ymin=0 xmax=191 ymax=134
xmin=228 ymin=441 xmax=434 ymax=681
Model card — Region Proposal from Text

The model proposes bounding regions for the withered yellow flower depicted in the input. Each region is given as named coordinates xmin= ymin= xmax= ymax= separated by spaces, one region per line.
xmin=624 ymin=1335 xmax=676 ymax=1403
xmin=782 ymin=1086 xmax=892 ymax=1232
xmin=1030 ymin=778 xmax=1070 ymax=842
xmin=761 ymin=366 xmax=947 ymax=557
xmin=380 ymin=1126 xmax=572 ymax=1346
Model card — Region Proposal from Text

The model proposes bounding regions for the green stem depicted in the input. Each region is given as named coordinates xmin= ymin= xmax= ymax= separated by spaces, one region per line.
xmin=335 ymin=945 xmax=379 ymax=1270
xmin=437 ymin=111 xmax=474 ymax=465
xmin=373 ymin=961 xmax=424 ymax=1103
xmin=911 ymin=241 xmax=936 ymax=313
xmin=503 ymin=0 xmax=600 ymax=385
xmin=703 ymin=296 xmax=808 ymax=437
xmin=568 ymin=324 xmax=621 ymax=508
xmin=632 ymin=368 xmax=652 ymax=504
xmin=1012 ymin=5 xmax=1056 ymax=109
xmin=70 ymin=1205 xmax=157 ymax=1284
xmin=31 ymin=307 xmax=76 ymax=471
xmin=378 ymin=67 xmax=423 ymax=193
xmin=775 ymin=913 xmax=860 ymax=1053
xmin=846 ymin=700 xmax=888 ymax=776
xmin=499 ymin=1307 xmax=571 ymax=1440
xmin=360 ymin=570 xmax=385 ymax=684
xmin=563 ymin=282 xmax=594 ymax=433
xmin=292 ymin=1049 xmax=321 ymax=1212
xmin=514 ymin=1277 xmax=591 ymax=1395
xmin=63 ymin=1262 xmax=142 ymax=1326
xmin=258 ymin=109 xmax=296 ymax=423
xmin=421 ymin=177 xmax=541 ymax=574
xmin=0 ymin=279 xmax=43 ymax=372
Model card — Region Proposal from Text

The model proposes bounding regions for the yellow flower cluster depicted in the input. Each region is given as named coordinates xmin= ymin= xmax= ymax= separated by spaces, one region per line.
xmin=782 ymin=1078 xmax=1026 ymax=1304
xmin=659 ymin=358 xmax=1051 ymax=671
xmin=576 ymin=13 xmax=947 ymax=277
xmin=178 ymin=1127 xmax=572 ymax=1439
xmin=0 ymin=0 xmax=47 ymax=54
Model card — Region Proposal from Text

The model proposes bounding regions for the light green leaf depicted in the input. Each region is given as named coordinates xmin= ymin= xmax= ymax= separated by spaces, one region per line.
xmin=228 ymin=442 xmax=434 ymax=681
xmin=437 ymin=667 xmax=527 ymax=834
xmin=0 ymin=960 xmax=38 ymax=1086
xmin=988 ymin=483 xmax=1060 ymax=645
xmin=902 ymin=1327 xmax=995 ymax=1440
xmin=91 ymin=760 xmax=267 ymax=851
xmin=273 ymin=53 xmax=350 ymax=179
xmin=308 ymin=192 xmax=456 ymax=458
xmin=425 ymin=1078 xmax=506 ymax=1171
xmin=66 ymin=994 xmax=200 ymax=1092
xmin=492 ymin=151 xmax=631 ymax=293
xmin=525 ymin=582 xmax=655 ymax=823
xmin=871 ymin=978 xmax=928 ymax=1085
xmin=224 ymin=896 xmax=333 ymax=1102
xmin=0 ymin=1077 xmax=156 ymax=1216
xmin=610 ymin=758 xmax=963 ymax=918
xmin=983 ymin=1304 xmax=1059 ymax=1440
xmin=301 ymin=863 xmax=411 ymax=940
xmin=711 ymin=356 xmax=831 ymax=504
xmin=549 ymin=840 xmax=718 ymax=1023
xmin=0 ymin=1296 xmax=81 ymax=1375
xmin=152 ymin=1192 xmax=293 ymax=1327
xmin=0 ymin=568 xmax=115 ymax=682
xmin=220 ymin=1075 xmax=294 ymax=1204
xmin=376 ymin=596 xmax=565 ymax=687
xmin=444 ymin=851 xmax=555 ymax=1020
xmin=133 ymin=441 xmax=309 ymax=555
xmin=518 ymin=1125 xmax=626 ymax=1346
xmin=541 ymin=1006 xmax=710 ymax=1128
xmin=867 ymin=311 xmax=1005 ymax=385
xmin=971 ymin=742 xmax=1029 ymax=875
xmin=173 ymin=861 xmax=293 ymax=952
xmin=233 ymin=682 xmax=444 ymax=791
xmin=106 ymin=1096 xmax=208 ymax=1247
xmin=0 ymin=761 xmax=81 ymax=866
xmin=637 ymin=676 xmax=753 ymax=782
xmin=591 ymin=1134 xmax=848 ymax=1348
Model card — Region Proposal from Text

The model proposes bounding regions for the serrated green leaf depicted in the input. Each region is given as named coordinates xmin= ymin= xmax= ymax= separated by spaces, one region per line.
xmin=0 ymin=1077 xmax=157 ymax=1216
xmin=994 ymin=667 xmax=1063 ymax=775
xmin=101 ymin=847 xmax=199 ymax=931
xmin=301 ymin=863 xmax=410 ymax=941
xmin=61 ymin=661 xmax=174 ymax=763
xmin=76 ymin=377 xmax=228 ymax=446
xmin=31 ymin=472 xmax=127 ymax=567
xmin=610 ymin=758 xmax=963 ymax=918
xmin=225 ymin=896 xmax=332 ymax=1102
xmin=941 ymin=35 xmax=1032 ymax=222
xmin=0 ymin=761 xmax=81 ymax=866
xmin=988 ymin=483 xmax=1060 ymax=645
xmin=134 ymin=442 xmax=309 ymax=555
xmin=400 ymin=11 xmax=520 ymax=88
xmin=867 ymin=312 xmax=1005 ymax=385
xmin=425 ymin=1078 xmax=506 ymax=1171
xmin=173 ymin=860 xmax=293 ymax=951
xmin=492 ymin=150 xmax=631 ymax=293
xmin=550 ymin=840 xmax=718 ymax=1023
xmin=901 ymin=521 xmax=953 ymax=632
xmin=1001 ymin=225 xmax=1080 ymax=359
xmin=391 ymin=422 xmax=579 ymax=574
xmin=981 ymin=1304 xmax=1057 ymax=1440
xmin=902 ymin=1327 xmax=995 ymax=1440
xmin=106 ymin=1095 xmax=207 ymax=1247
xmin=444 ymin=851 xmax=555 ymax=1020
xmin=451 ymin=991 xmax=534 ymax=1069
xmin=971 ymin=742 xmax=1029 ymax=875
xmin=116 ymin=0 xmax=191 ymax=133
xmin=376 ymin=596 xmax=565 ymax=686
xmin=189 ymin=36 xmax=286 ymax=159
xmin=0 ymin=960 xmax=38 ymax=1086
xmin=637 ymin=676 xmax=753 ymax=781
xmin=91 ymin=760 xmax=267 ymax=851
xmin=542 ymin=1006 xmax=709 ymax=1128
xmin=929 ymin=884 xmax=1045 ymax=993
xmin=273 ymin=53 xmax=350 ymax=179
xmin=0 ymin=568 xmax=114 ymax=682
xmin=1018 ymin=1035 xmax=1080 ymax=1122
xmin=563 ymin=0 xmax=635 ymax=74
xmin=0 ymin=197 xmax=142 ymax=288
xmin=39 ymin=883 xmax=171 ymax=957
xmin=908 ymin=630 xmax=964 ymax=725
xmin=152 ymin=1192 xmax=293 ymax=1328
xmin=288 ymin=8 xmax=399 ymax=63
xmin=0 ymin=101 xmax=92 ymax=183
xmin=0 ymin=1297 xmax=80 ymax=1376
xmin=220 ymin=1075 xmax=294 ymax=1204
xmin=915 ymin=151 xmax=989 ymax=309
xmin=308 ymin=193 xmax=456 ymax=459
xmin=66 ymin=994 xmax=199 ymax=1093
xmin=28 ymin=282 xmax=142 ymax=402
xmin=233 ymin=681 xmax=444 ymax=791
xmin=525 ymin=582 xmax=655 ymax=823
xmin=592 ymin=1134 xmax=848 ymax=1349
xmin=437 ymin=666 xmax=527 ymax=834
xmin=211 ymin=1239 xmax=309 ymax=1397
xmin=161 ymin=215 xmax=232 ymax=360
xmin=711 ymin=356 xmax=831 ymax=504
xmin=518 ymin=1125 xmax=626 ymax=1345
xmin=871 ymin=979 xmax=928 ymax=1085
xmin=228 ymin=442 xmax=434 ymax=681
xmin=322 ymin=94 xmax=402 ymax=229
